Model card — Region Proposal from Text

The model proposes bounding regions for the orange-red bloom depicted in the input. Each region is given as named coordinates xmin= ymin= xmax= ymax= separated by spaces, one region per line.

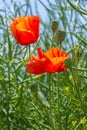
xmin=26 ymin=48 xmax=70 ymax=75
xmin=10 ymin=16 xmax=40 ymax=46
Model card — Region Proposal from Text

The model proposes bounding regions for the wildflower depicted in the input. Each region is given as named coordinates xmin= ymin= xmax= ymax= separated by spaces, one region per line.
xmin=26 ymin=48 xmax=70 ymax=75
xmin=18 ymin=85 xmax=25 ymax=91
xmin=72 ymin=45 xmax=79 ymax=51
xmin=10 ymin=16 xmax=40 ymax=46
xmin=69 ymin=75 xmax=73 ymax=80
xmin=65 ymin=86 xmax=70 ymax=92
xmin=80 ymin=118 xmax=86 ymax=125
xmin=72 ymin=120 xmax=77 ymax=127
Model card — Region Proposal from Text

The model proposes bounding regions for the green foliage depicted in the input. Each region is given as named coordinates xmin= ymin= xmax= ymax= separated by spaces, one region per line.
xmin=0 ymin=0 xmax=87 ymax=130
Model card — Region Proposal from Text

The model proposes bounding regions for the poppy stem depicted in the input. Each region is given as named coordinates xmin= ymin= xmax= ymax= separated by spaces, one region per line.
xmin=51 ymin=74 xmax=56 ymax=129
xmin=57 ymin=73 xmax=60 ymax=128
xmin=59 ymin=42 xmax=62 ymax=49
xmin=50 ymin=32 xmax=54 ymax=48
xmin=28 ymin=45 xmax=31 ymax=59
xmin=70 ymin=68 xmax=83 ymax=108
xmin=7 ymin=24 xmax=12 ymax=129
xmin=48 ymin=73 xmax=55 ymax=129
xmin=28 ymin=45 xmax=32 ymax=82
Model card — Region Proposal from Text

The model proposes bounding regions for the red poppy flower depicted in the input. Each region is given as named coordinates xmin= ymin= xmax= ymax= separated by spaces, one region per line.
xmin=10 ymin=16 xmax=40 ymax=46
xmin=26 ymin=48 xmax=70 ymax=75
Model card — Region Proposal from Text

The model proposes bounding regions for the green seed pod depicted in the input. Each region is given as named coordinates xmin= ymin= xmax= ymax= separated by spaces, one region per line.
xmin=64 ymin=58 xmax=72 ymax=67
xmin=30 ymin=83 xmax=38 ymax=93
xmin=50 ymin=20 xmax=58 ymax=32
xmin=58 ymin=29 xmax=66 ymax=43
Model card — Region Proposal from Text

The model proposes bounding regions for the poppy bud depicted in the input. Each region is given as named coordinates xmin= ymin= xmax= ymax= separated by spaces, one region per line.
xmin=58 ymin=29 xmax=66 ymax=43
xmin=64 ymin=58 xmax=72 ymax=68
xmin=30 ymin=83 xmax=38 ymax=93
xmin=50 ymin=20 xmax=58 ymax=32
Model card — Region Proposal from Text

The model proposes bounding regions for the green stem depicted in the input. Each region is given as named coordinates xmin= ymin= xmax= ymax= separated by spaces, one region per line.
xmin=70 ymin=68 xmax=82 ymax=105
xmin=72 ymin=67 xmax=87 ymax=72
xmin=28 ymin=45 xmax=31 ymax=59
xmin=71 ymin=32 xmax=87 ymax=45
xmin=50 ymin=32 xmax=54 ymax=48
xmin=57 ymin=73 xmax=60 ymax=129
xmin=51 ymin=74 xmax=56 ymax=130
xmin=8 ymin=35 xmax=12 ymax=60
xmin=0 ymin=57 xmax=7 ymax=63
xmin=67 ymin=0 xmax=87 ymax=15
xmin=31 ymin=40 xmax=40 ymax=55
xmin=6 ymin=24 xmax=11 ymax=130
xmin=28 ymin=45 xmax=32 ymax=82
xmin=18 ymin=75 xmax=42 ymax=85
xmin=7 ymin=37 xmax=11 ymax=130
xmin=59 ymin=42 xmax=62 ymax=49
xmin=48 ymin=73 xmax=55 ymax=129
xmin=66 ymin=31 xmax=87 ymax=46
xmin=6 ymin=63 xmax=10 ymax=129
